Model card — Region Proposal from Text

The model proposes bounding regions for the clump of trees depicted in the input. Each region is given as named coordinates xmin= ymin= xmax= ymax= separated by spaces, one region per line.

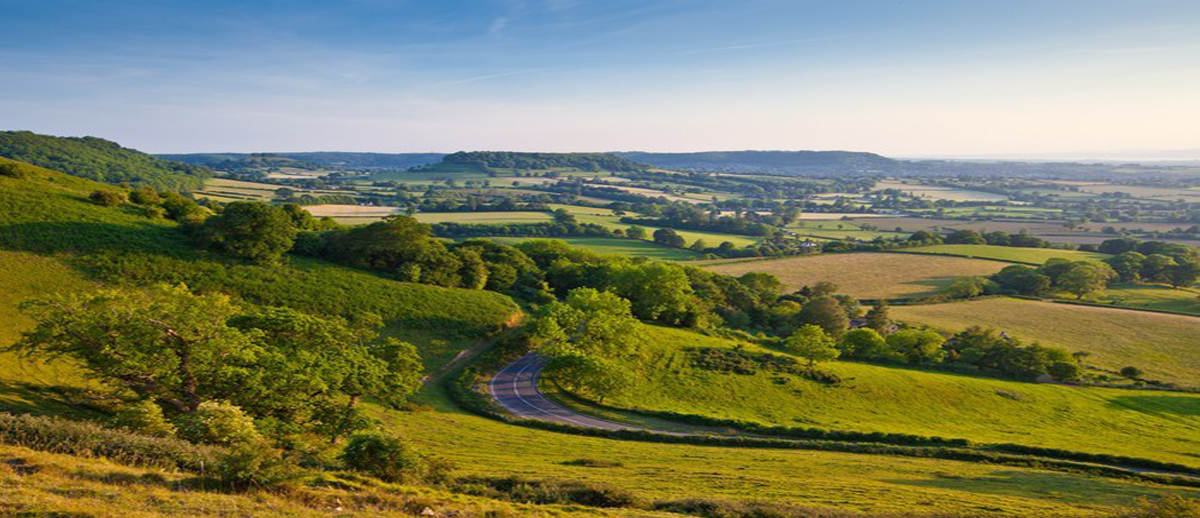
xmin=11 ymin=284 xmax=424 ymax=443
xmin=530 ymin=288 xmax=645 ymax=401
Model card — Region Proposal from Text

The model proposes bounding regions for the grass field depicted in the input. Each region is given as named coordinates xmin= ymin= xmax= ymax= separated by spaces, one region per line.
xmin=892 ymin=298 xmax=1200 ymax=386
xmin=1096 ymin=284 xmax=1200 ymax=314
xmin=591 ymin=326 xmax=1200 ymax=465
xmin=547 ymin=204 xmax=761 ymax=248
xmin=389 ymin=382 xmax=1199 ymax=516
xmin=902 ymin=245 xmax=1109 ymax=265
xmin=703 ymin=253 xmax=1009 ymax=299
xmin=480 ymin=236 xmax=698 ymax=260
xmin=875 ymin=180 xmax=1009 ymax=202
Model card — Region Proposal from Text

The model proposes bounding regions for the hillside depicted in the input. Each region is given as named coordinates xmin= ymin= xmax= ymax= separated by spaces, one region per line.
xmin=160 ymin=151 xmax=446 ymax=170
xmin=0 ymin=131 xmax=212 ymax=190
xmin=0 ymin=158 xmax=520 ymax=355
xmin=585 ymin=325 xmax=1200 ymax=465
xmin=443 ymin=151 xmax=649 ymax=172
xmin=616 ymin=150 xmax=900 ymax=174
xmin=892 ymin=298 xmax=1200 ymax=386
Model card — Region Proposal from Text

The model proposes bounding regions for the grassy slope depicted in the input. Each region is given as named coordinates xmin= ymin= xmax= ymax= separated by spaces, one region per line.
xmin=549 ymin=204 xmax=761 ymax=248
xmin=902 ymin=245 xmax=1109 ymax=265
xmin=892 ymin=298 xmax=1200 ymax=386
xmin=388 ymin=382 xmax=1199 ymax=516
xmin=0 ymin=444 xmax=642 ymax=518
xmin=0 ymin=161 xmax=520 ymax=368
xmin=704 ymin=253 xmax=1008 ymax=299
xmin=592 ymin=326 xmax=1200 ymax=465
xmin=1096 ymin=284 xmax=1200 ymax=315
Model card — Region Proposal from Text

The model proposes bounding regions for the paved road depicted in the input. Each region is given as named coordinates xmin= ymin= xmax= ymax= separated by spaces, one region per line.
xmin=489 ymin=353 xmax=641 ymax=431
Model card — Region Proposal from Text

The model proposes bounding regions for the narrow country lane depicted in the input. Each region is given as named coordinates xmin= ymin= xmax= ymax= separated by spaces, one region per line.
xmin=488 ymin=353 xmax=641 ymax=431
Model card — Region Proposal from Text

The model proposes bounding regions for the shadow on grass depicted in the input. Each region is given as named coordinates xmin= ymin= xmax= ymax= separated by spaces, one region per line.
xmin=887 ymin=470 xmax=1200 ymax=505
xmin=1108 ymin=395 xmax=1200 ymax=417
xmin=0 ymin=381 xmax=107 ymax=419
xmin=0 ymin=221 xmax=187 ymax=256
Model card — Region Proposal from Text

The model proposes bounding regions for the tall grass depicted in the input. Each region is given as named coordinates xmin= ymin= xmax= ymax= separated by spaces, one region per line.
xmin=0 ymin=412 xmax=219 ymax=471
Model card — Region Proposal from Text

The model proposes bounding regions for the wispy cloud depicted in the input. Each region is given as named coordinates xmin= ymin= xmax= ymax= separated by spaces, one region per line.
xmin=672 ymin=34 xmax=852 ymax=56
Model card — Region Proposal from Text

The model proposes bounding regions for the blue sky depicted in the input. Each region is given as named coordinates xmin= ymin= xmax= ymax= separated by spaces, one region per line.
xmin=3 ymin=0 xmax=1199 ymax=156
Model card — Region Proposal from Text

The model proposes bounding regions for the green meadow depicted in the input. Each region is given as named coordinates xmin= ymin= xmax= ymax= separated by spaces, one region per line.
xmin=588 ymin=326 xmax=1200 ymax=465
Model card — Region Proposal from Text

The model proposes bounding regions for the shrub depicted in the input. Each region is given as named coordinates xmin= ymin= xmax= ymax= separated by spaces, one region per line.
xmin=340 ymin=432 xmax=450 ymax=484
xmin=0 ymin=412 xmax=217 ymax=471
xmin=113 ymin=400 xmax=176 ymax=438
xmin=216 ymin=441 xmax=306 ymax=489
xmin=1120 ymin=366 xmax=1144 ymax=379
xmin=175 ymin=401 xmax=262 ymax=446
xmin=89 ymin=189 xmax=126 ymax=206
xmin=129 ymin=187 xmax=162 ymax=205
xmin=0 ymin=161 xmax=35 ymax=178
xmin=458 ymin=476 xmax=640 ymax=508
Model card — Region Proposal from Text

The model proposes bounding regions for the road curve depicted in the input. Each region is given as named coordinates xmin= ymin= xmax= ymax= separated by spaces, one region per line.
xmin=488 ymin=353 xmax=641 ymax=431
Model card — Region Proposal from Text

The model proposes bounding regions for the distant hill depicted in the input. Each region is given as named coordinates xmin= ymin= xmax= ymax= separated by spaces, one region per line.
xmin=614 ymin=150 xmax=901 ymax=175
xmin=160 ymin=152 xmax=446 ymax=171
xmin=442 ymin=151 xmax=649 ymax=172
xmin=0 ymin=131 xmax=212 ymax=190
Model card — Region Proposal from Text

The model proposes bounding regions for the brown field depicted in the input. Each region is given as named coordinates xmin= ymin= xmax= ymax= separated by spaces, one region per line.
xmin=703 ymin=253 xmax=1008 ymax=299
xmin=893 ymin=298 xmax=1200 ymax=386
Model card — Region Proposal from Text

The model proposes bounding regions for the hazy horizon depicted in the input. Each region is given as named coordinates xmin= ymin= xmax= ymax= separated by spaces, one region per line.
xmin=5 ymin=0 xmax=1199 ymax=157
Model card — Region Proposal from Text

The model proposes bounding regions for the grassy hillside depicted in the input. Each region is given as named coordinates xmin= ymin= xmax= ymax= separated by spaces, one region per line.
xmin=1097 ymin=284 xmax=1200 ymax=315
xmin=586 ymin=326 xmax=1200 ymax=465
xmin=892 ymin=298 xmax=1200 ymax=386
xmin=901 ymin=245 xmax=1109 ymax=265
xmin=0 ymin=131 xmax=211 ymax=190
xmin=391 ymin=382 xmax=1199 ymax=516
xmin=704 ymin=253 xmax=1008 ymax=299
xmin=0 ymin=160 xmax=520 ymax=360
xmin=0 ymin=444 xmax=643 ymax=518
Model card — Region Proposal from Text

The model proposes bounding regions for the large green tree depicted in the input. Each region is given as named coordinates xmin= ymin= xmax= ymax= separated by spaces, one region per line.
xmin=199 ymin=201 xmax=297 ymax=264
xmin=783 ymin=324 xmax=839 ymax=366
xmin=530 ymin=288 xmax=643 ymax=400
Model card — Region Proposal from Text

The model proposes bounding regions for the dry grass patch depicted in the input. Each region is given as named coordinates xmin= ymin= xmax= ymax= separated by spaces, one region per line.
xmin=704 ymin=253 xmax=1007 ymax=299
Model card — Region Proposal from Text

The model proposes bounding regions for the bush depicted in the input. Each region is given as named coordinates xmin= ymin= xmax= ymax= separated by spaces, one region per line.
xmin=0 ymin=412 xmax=217 ymax=471
xmin=113 ymin=400 xmax=176 ymax=438
xmin=216 ymin=441 xmax=306 ymax=489
xmin=0 ymin=160 xmax=35 ymax=179
xmin=340 ymin=432 xmax=451 ymax=484
xmin=175 ymin=401 xmax=262 ymax=446
xmin=89 ymin=189 xmax=126 ymax=206
xmin=458 ymin=476 xmax=641 ymax=508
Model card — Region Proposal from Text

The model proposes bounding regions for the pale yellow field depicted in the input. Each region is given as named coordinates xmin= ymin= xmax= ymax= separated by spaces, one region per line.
xmin=703 ymin=253 xmax=1008 ymax=298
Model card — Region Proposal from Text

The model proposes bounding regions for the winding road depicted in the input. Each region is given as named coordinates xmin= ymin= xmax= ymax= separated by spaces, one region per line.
xmin=488 ymin=353 xmax=641 ymax=431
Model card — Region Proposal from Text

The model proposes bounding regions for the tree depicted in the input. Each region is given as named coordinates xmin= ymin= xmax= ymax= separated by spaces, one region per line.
xmin=13 ymin=284 xmax=258 ymax=413
xmin=653 ymin=228 xmax=686 ymax=248
xmin=797 ymin=296 xmax=849 ymax=339
xmin=885 ymin=329 xmax=946 ymax=364
xmin=1119 ymin=366 xmax=1143 ymax=379
xmin=1104 ymin=251 xmax=1146 ymax=283
xmin=839 ymin=328 xmax=893 ymax=360
xmin=199 ymin=202 xmax=297 ymax=264
xmin=784 ymin=325 xmax=839 ymax=366
xmin=864 ymin=301 xmax=891 ymax=334
xmin=626 ymin=225 xmax=647 ymax=240
xmin=1047 ymin=361 xmax=1082 ymax=382
xmin=940 ymin=276 xmax=992 ymax=299
xmin=1168 ymin=260 xmax=1200 ymax=288
xmin=532 ymin=288 xmax=644 ymax=400
xmin=1141 ymin=254 xmax=1178 ymax=283
xmin=13 ymin=285 xmax=421 ymax=440
xmin=991 ymin=265 xmax=1051 ymax=296
xmin=89 ymin=189 xmax=126 ymax=206
xmin=945 ymin=229 xmax=986 ymax=245
xmin=159 ymin=192 xmax=207 ymax=222
xmin=1058 ymin=261 xmax=1117 ymax=299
